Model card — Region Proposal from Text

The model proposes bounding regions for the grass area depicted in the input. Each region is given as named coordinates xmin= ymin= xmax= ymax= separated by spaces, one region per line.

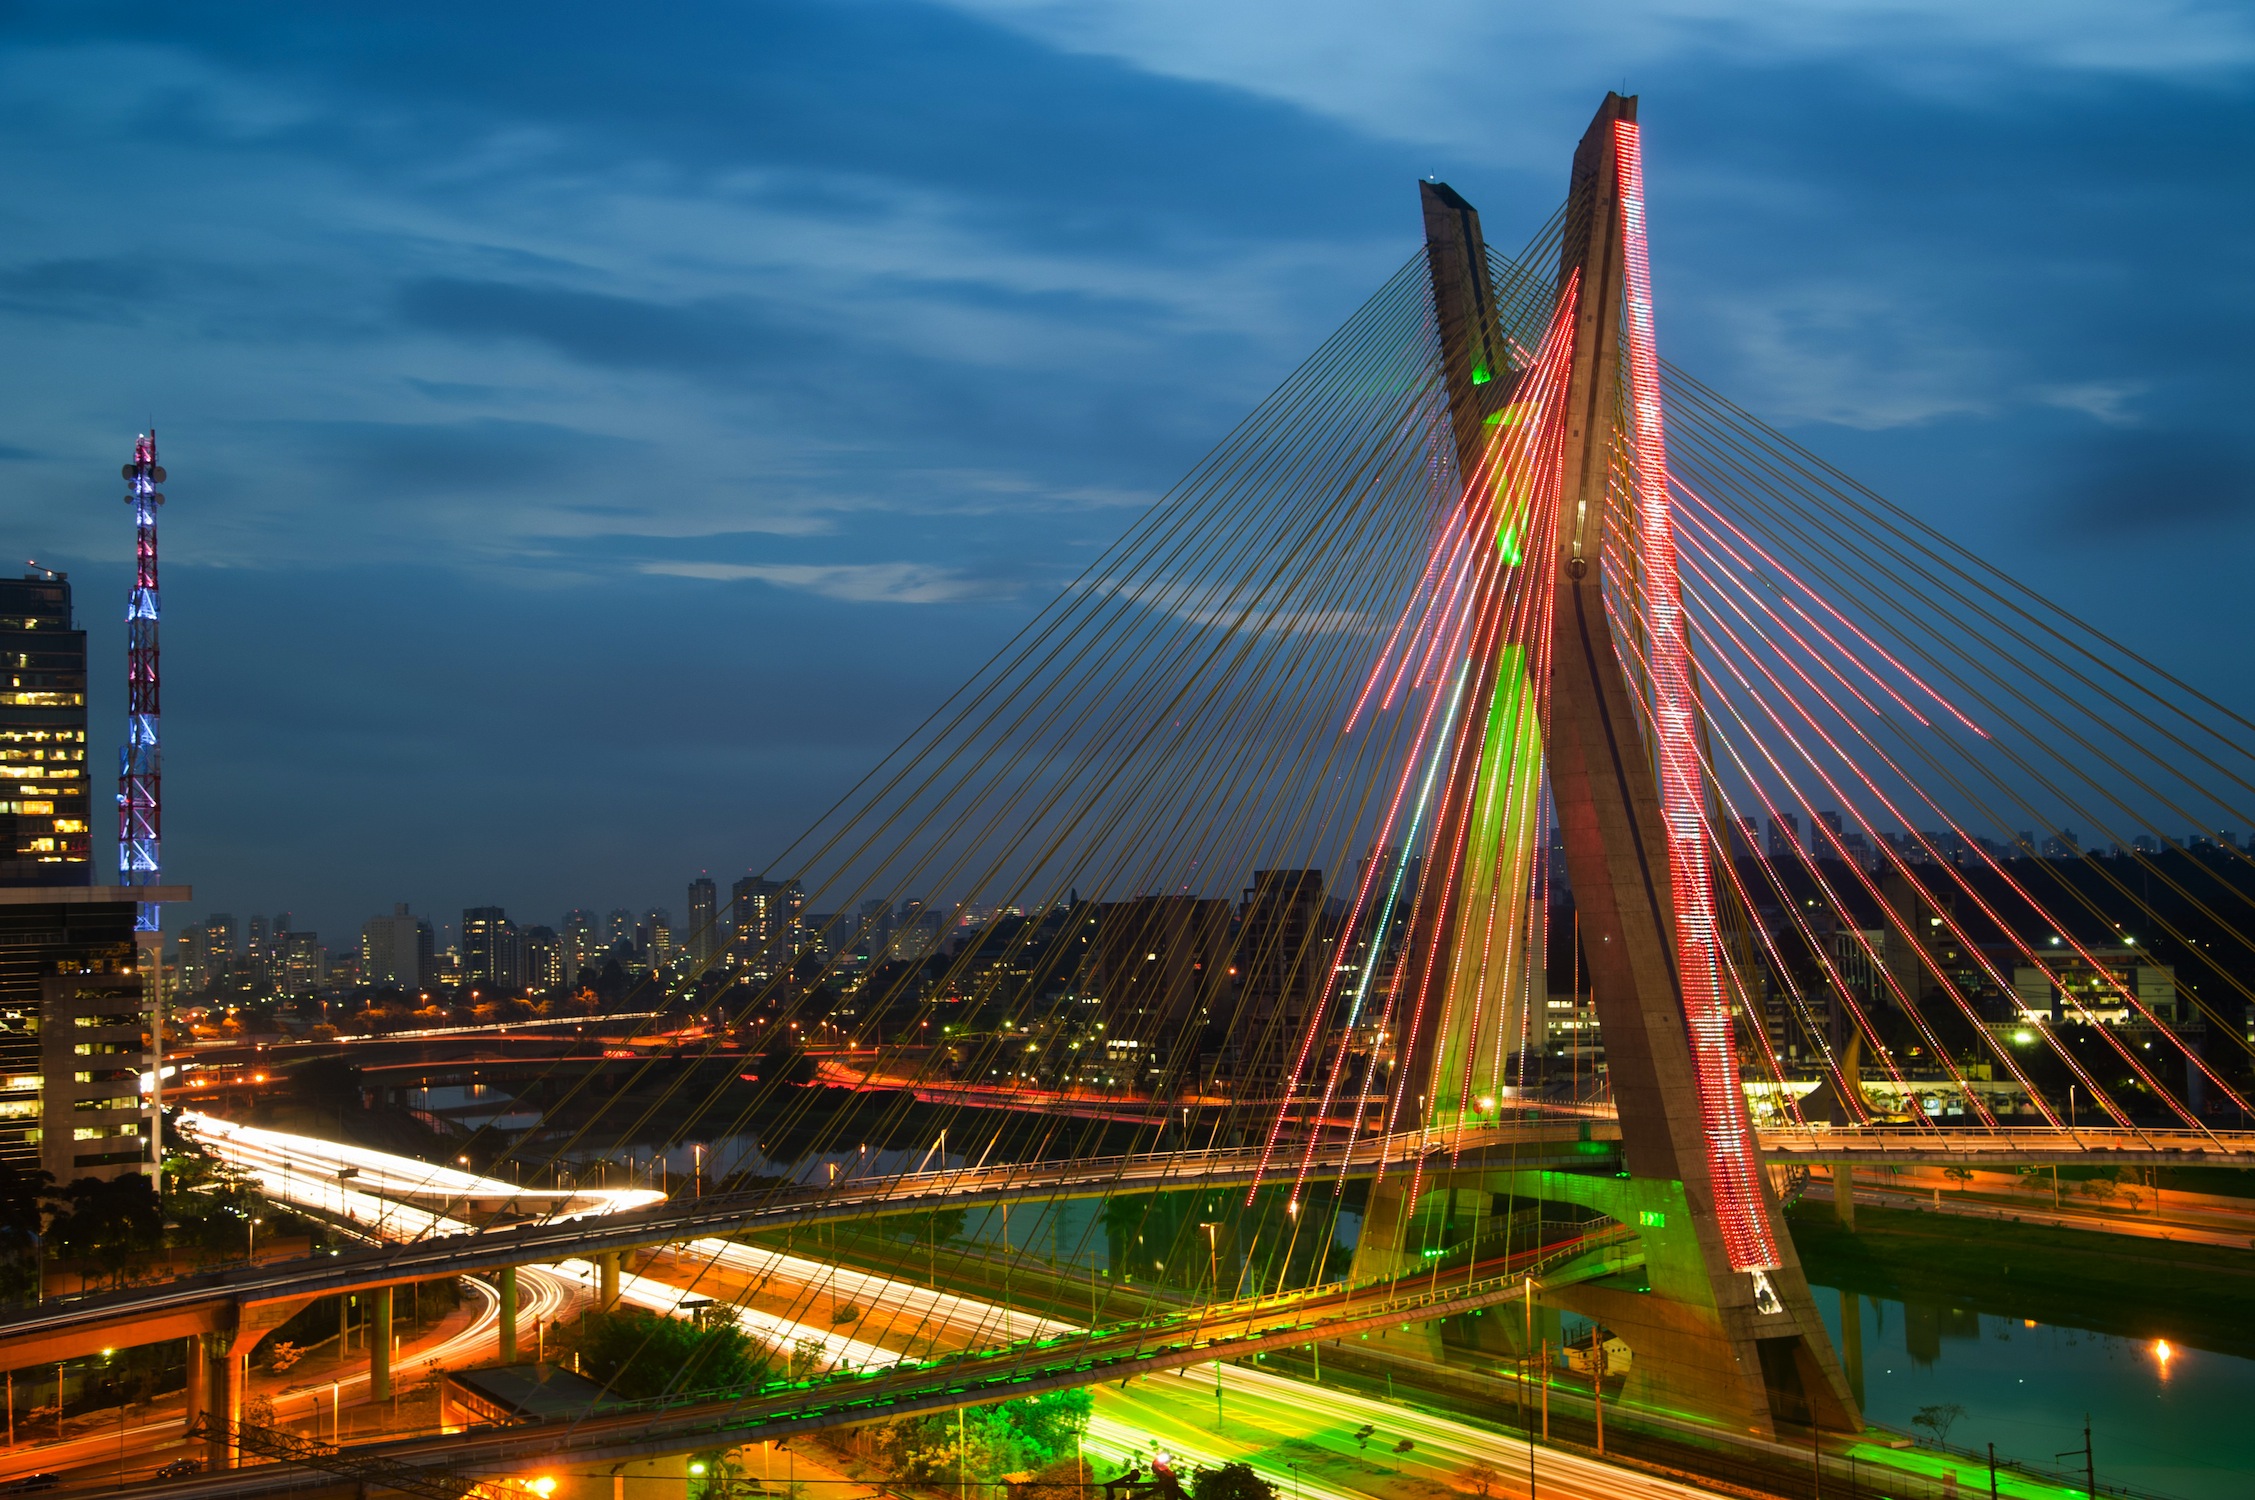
xmin=1789 ymin=1201 xmax=2255 ymax=1358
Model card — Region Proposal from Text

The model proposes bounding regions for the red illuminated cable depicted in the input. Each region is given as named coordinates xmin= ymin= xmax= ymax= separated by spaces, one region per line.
xmin=1668 ymin=522 xmax=2239 ymax=1123
xmin=1614 ymin=119 xmax=1778 ymax=1272
xmin=1675 ymin=480 xmax=1983 ymax=738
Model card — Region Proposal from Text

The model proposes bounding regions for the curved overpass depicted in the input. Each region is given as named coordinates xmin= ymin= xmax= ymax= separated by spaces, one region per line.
xmin=7 ymin=1119 xmax=2253 ymax=1371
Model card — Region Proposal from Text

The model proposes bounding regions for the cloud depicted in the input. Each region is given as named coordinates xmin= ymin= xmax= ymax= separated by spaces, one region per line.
xmin=397 ymin=278 xmax=806 ymax=379
xmin=2038 ymin=380 xmax=2145 ymax=426
xmin=637 ymin=559 xmax=997 ymax=604
xmin=2051 ymin=430 xmax=2255 ymax=533
xmin=0 ymin=255 xmax=163 ymax=322
xmin=933 ymin=1 xmax=2255 ymax=155
xmin=1691 ymin=279 xmax=1999 ymax=430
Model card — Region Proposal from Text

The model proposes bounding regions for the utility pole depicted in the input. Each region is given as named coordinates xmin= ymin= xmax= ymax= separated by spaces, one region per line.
xmin=2057 ymin=1415 xmax=2094 ymax=1499
xmin=1590 ymin=1326 xmax=1604 ymax=1456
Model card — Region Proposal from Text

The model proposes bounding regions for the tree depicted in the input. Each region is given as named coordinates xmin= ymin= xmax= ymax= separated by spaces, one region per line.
xmin=0 ymin=1162 xmax=55 ymax=1302
xmin=1942 ymin=1166 xmax=1974 ymax=1192
xmin=872 ymin=1389 xmax=1092 ymax=1483
xmin=49 ymin=1175 xmax=161 ymax=1285
xmin=561 ymin=1308 xmax=769 ymax=1400
xmin=1190 ymin=1462 xmax=1277 ymax=1500
xmin=1458 ymin=1462 xmax=1505 ymax=1500
xmin=1912 ymin=1402 xmax=1965 ymax=1449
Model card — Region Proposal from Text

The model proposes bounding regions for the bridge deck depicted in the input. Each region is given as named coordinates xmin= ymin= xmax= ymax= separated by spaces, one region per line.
xmin=7 ymin=1122 xmax=2251 ymax=1370
xmin=116 ymin=1235 xmax=1640 ymax=1499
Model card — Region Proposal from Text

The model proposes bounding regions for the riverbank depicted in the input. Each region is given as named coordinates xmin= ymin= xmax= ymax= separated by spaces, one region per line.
xmin=1788 ymin=1200 xmax=2255 ymax=1358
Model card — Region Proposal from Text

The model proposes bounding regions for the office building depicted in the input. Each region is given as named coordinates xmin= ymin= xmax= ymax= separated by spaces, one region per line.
xmin=1226 ymin=869 xmax=1327 ymax=1092
xmin=1091 ymin=895 xmax=1231 ymax=1037
xmin=522 ymin=925 xmax=563 ymax=992
xmin=730 ymin=875 xmax=804 ymax=977
xmin=687 ymin=876 xmax=719 ymax=963
xmin=274 ymin=930 xmax=325 ymax=997
xmin=1766 ymin=813 xmax=1802 ymax=861
xmin=0 ymin=573 xmax=90 ymax=886
xmin=461 ymin=906 xmax=522 ymax=991
xmin=561 ymin=909 xmax=599 ymax=984
xmin=0 ymin=887 xmax=184 ymax=1183
xmin=638 ymin=910 xmax=673 ymax=966
xmin=360 ymin=904 xmax=432 ymax=991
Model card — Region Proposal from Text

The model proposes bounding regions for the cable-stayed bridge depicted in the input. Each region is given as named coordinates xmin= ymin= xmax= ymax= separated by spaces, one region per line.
xmin=28 ymin=91 xmax=2255 ymax=1494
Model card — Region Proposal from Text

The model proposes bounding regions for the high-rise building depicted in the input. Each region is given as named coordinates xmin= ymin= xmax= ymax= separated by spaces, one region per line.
xmin=275 ymin=931 xmax=325 ymax=997
xmin=0 ymin=893 xmax=150 ymax=1182
xmin=245 ymin=915 xmax=271 ymax=990
xmin=686 ymin=876 xmax=719 ymax=964
xmin=639 ymin=910 xmax=673 ymax=967
xmin=856 ymin=898 xmax=893 ymax=963
xmin=886 ymin=897 xmax=943 ymax=962
xmin=1091 ymin=895 xmax=1231 ymax=1037
xmin=1227 ymin=869 xmax=1327 ymax=1092
xmin=561 ymin=909 xmax=599 ymax=984
xmin=730 ymin=875 xmax=804 ymax=977
xmin=1766 ymin=813 xmax=1802 ymax=860
xmin=0 ymin=572 xmax=90 ymax=886
xmin=461 ymin=906 xmax=522 ymax=990
xmin=604 ymin=908 xmax=636 ymax=956
xmin=522 ymin=925 xmax=563 ymax=992
xmin=360 ymin=904 xmax=431 ymax=991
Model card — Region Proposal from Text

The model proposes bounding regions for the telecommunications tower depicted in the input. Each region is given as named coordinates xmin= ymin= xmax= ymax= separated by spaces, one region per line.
xmin=119 ymin=431 xmax=163 ymax=931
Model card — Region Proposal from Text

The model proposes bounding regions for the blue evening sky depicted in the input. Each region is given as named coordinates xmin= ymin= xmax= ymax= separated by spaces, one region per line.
xmin=2 ymin=2 xmax=2249 ymax=946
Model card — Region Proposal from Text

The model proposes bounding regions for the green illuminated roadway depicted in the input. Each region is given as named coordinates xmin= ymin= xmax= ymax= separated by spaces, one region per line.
xmin=116 ymin=1234 xmax=1639 ymax=1499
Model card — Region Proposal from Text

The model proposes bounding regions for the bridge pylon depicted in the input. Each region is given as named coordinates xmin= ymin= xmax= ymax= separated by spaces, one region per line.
xmin=1373 ymin=94 xmax=1860 ymax=1439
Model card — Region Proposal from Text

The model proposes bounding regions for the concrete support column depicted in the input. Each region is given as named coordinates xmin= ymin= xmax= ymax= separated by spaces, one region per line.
xmin=370 ymin=1286 xmax=393 ymax=1404
xmin=1840 ymin=1290 xmax=1866 ymax=1410
xmin=1831 ymin=1164 xmax=1856 ymax=1230
xmin=205 ymin=1338 xmax=241 ymax=1470
xmin=597 ymin=1252 xmax=620 ymax=1311
xmin=182 ymin=1335 xmax=208 ymax=1434
xmin=498 ymin=1265 xmax=520 ymax=1364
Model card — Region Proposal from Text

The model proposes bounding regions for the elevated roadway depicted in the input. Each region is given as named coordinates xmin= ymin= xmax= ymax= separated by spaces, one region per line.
xmin=0 ymin=1119 xmax=1618 ymax=1369
xmin=10 ymin=1118 xmax=2255 ymax=1371
xmin=119 ymin=1234 xmax=1640 ymax=1499
xmin=1759 ymin=1124 xmax=2255 ymax=1167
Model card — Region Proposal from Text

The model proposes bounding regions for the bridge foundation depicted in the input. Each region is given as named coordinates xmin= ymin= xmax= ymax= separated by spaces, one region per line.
xmin=499 ymin=1265 xmax=520 ymax=1364
xmin=1352 ymin=1162 xmax=1853 ymax=1435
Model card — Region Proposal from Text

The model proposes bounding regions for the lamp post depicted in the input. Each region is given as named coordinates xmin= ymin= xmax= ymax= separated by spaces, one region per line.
xmin=1203 ymin=1222 xmax=1223 ymax=1430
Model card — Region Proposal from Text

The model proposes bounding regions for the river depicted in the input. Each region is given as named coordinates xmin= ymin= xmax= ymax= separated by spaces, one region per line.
xmin=1816 ymin=1286 xmax=2255 ymax=1500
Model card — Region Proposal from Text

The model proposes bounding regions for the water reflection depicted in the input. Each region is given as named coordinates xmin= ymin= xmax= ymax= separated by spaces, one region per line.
xmin=1816 ymin=1287 xmax=2255 ymax=1500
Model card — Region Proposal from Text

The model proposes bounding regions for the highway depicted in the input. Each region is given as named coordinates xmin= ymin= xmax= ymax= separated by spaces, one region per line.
xmin=18 ymin=1110 xmax=2254 ymax=1374
xmin=1091 ymin=1361 xmax=1717 ymax=1500
xmin=109 ymin=1242 xmax=1631 ymax=1499
xmin=0 ymin=1118 xmax=1615 ymax=1370
xmin=180 ymin=1111 xmax=666 ymax=1233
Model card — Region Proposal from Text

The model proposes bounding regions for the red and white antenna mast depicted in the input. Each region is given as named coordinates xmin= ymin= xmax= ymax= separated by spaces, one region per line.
xmin=119 ymin=431 xmax=163 ymax=931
